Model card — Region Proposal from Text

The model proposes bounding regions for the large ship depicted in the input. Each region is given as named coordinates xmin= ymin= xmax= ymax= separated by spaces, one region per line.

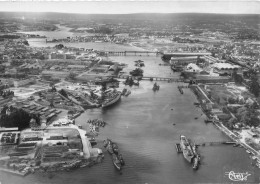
xmin=101 ymin=90 xmax=121 ymax=108
xmin=178 ymin=135 xmax=200 ymax=170
xmin=180 ymin=135 xmax=195 ymax=163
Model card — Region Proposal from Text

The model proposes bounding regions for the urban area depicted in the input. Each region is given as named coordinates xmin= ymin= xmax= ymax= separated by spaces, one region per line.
xmin=0 ymin=12 xmax=260 ymax=183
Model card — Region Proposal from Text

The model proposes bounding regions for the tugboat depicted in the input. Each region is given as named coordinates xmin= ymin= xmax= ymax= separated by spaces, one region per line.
xmin=134 ymin=60 xmax=145 ymax=67
xmin=192 ymin=145 xmax=200 ymax=170
xmin=192 ymin=155 xmax=199 ymax=170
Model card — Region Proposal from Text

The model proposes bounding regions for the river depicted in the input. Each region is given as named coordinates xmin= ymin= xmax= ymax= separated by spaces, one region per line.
xmin=1 ymin=28 xmax=259 ymax=184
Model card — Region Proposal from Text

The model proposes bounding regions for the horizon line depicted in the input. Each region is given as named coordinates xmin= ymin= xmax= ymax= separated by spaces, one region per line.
xmin=0 ymin=11 xmax=260 ymax=15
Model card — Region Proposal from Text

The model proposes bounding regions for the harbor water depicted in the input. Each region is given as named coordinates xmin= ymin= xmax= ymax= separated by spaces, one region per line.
xmin=1 ymin=55 xmax=258 ymax=184
xmin=1 ymin=28 xmax=259 ymax=183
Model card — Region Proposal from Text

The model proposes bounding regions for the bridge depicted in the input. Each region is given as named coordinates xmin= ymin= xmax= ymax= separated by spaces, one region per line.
xmin=116 ymin=75 xmax=185 ymax=82
xmin=104 ymin=51 xmax=162 ymax=56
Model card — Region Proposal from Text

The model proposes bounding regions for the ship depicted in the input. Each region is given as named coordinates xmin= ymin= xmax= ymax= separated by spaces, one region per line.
xmin=101 ymin=90 xmax=121 ymax=108
xmin=180 ymin=135 xmax=195 ymax=163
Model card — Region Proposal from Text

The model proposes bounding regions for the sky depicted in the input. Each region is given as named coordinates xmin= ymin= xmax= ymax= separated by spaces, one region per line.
xmin=0 ymin=0 xmax=259 ymax=14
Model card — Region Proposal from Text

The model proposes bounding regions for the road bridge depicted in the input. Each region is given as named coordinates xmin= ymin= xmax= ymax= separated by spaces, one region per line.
xmin=116 ymin=75 xmax=185 ymax=82
xmin=104 ymin=51 xmax=162 ymax=56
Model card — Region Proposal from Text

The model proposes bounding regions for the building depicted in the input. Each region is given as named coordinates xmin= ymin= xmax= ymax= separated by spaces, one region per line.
xmin=212 ymin=63 xmax=241 ymax=75
xmin=203 ymin=55 xmax=221 ymax=64
xmin=41 ymin=70 xmax=69 ymax=79
xmin=67 ymin=65 xmax=87 ymax=71
xmin=170 ymin=56 xmax=198 ymax=65
xmin=162 ymin=52 xmax=211 ymax=61
xmin=49 ymin=52 xmax=66 ymax=60
xmin=13 ymin=78 xmax=36 ymax=87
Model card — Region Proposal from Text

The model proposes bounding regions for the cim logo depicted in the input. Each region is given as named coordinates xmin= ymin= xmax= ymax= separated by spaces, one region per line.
xmin=225 ymin=171 xmax=251 ymax=182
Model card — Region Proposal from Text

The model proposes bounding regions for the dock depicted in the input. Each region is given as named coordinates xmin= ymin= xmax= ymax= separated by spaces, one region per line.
xmin=0 ymin=167 xmax=30 ymax=176
xmin=196 ymin=141 xmax=236 ymax=146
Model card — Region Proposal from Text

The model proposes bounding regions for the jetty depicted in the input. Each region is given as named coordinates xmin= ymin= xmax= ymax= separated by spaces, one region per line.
xmin=0 ymin=167 xmax=30 ymax=176
xmin=195 ymin=141 xmax=236 ymax=146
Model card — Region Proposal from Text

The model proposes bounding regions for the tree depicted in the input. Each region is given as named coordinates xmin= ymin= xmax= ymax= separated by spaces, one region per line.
xmin=68 ymin=72 xmax=77 ymax=80
xmin=23 ymin=40 xmax=29 ymax=46
xmin=233 ymin=70 xmax=243 ymax=84
xmin=0 ymin=107 xmax=31 ymax=130
xmin=225 ymin=117 xmax=237 ymax=130
xmin=55 ymin=44 xmax=64 ymax=50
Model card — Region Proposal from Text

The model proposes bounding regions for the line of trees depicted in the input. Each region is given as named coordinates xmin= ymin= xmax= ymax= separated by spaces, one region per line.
xmin=0 ymin=106 xmax=40 ymax=130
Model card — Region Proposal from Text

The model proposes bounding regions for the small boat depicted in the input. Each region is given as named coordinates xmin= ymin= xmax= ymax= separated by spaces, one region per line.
xmin=233 ymin=143 xmax=239 ymax=147
xmin=153 ymin=83 xmax=160 ymax=91
xmin=192 ymin=156 xmax=199 ymax=170
xmin=106 ymin=143 xmax=114 ymax=154
xmin=118 ymin=154 xmax=125 ymax=166
xmin=133 ymin=81 xmax=139 ymax=86
xmin=112 ymin=153 xmax=122 ymax=171
xmin=103 ymin=139 xmax=111 ymax=148
xmin=121 ymin=88 xmax=127 ymax=96
xmin=112 ymin=143 xmax=119 ymax=154
xmin=204 ymin=118 xmax=213 ymax=123
xmin=104 ymin=139 xmax=116 ymax=154
xmin=125 ymin=90 xmax=131 ymax=97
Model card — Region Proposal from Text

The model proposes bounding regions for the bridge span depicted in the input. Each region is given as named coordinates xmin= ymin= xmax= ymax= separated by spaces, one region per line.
xmin=104 ymin=50 xmax=162 ymax=56
xmin=116 ymin=75 xmax=185 ymax=82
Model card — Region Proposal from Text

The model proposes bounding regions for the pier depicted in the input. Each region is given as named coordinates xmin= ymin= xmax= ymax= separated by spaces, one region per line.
xmin=0 ymin=167 xmax=30 ymax=176
xmin=195 ymin=141 xmax=236 ymax=146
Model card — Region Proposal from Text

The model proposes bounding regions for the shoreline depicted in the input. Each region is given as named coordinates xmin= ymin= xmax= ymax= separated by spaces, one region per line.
xmin=190 ymin=84 xmax=260 ymax=163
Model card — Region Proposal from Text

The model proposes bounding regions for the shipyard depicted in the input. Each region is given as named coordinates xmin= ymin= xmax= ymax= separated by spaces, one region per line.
xmin=0 ymin=3 xmax=260 ymax=184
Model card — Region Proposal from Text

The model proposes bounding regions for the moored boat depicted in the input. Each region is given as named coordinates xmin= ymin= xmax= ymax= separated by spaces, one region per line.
xmin=103 ymin=139 xmax=114 ymax=154
xmin=153 ymin=83 xmax=160 ymax=91
xmin=102 ymin=91 xmax=121 ymax=108
xmin=112 ymin=153 xmax=122 ymax=171
xmin=118 ymin=154 xmax=125 ymax=166
xmin=112 ymin=143 xmax=119 ymax=154
xmin=180 ymin=135 xmax=194 ymax=163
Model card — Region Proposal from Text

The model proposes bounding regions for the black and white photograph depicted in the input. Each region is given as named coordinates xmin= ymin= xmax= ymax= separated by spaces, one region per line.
xmin=0 ymin=0 xmax=259 ymax=183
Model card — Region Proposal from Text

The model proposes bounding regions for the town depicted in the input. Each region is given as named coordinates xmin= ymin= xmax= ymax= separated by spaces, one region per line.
xmin=0 ymin=10 xmax=259 ymax=183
